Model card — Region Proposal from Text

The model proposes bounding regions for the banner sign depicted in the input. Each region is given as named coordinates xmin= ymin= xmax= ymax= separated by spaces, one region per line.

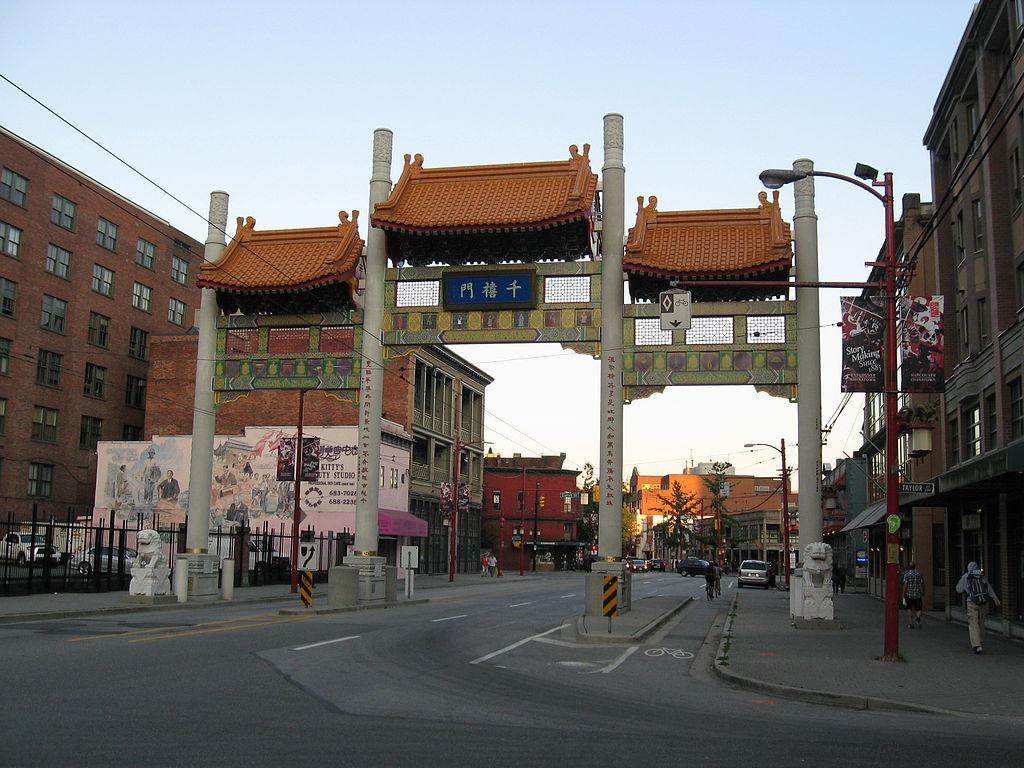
xmin=900 ymin=295 xmax=945 ymax=393
xmin=277 ymin=437 xmax=321 ymax=481
xmin=840 ymin=296 xmax=885 ymax=392
xmin=441 ymin=270 xmax=536 ymax=310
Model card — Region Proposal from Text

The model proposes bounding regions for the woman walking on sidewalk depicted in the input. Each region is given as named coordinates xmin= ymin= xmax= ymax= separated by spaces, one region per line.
xmin=955 ymin=561 xmax=1001 ymax=654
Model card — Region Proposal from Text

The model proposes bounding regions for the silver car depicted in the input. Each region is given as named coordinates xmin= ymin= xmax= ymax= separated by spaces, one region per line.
xmin=737 ymin=559 xmax=775 ymax=589
xmin=69 ymin=546 xmax=137 ymax=576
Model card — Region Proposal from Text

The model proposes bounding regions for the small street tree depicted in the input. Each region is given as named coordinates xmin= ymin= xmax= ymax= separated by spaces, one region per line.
xmin=651 ymin=480 xmax=701 ymax=562
xmin=702 ymin=462 xmax=751 ymax=567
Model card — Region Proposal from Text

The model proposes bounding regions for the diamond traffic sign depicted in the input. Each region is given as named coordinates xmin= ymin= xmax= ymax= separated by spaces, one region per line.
xmin=659 ymin=289 xmax=692 ymax=331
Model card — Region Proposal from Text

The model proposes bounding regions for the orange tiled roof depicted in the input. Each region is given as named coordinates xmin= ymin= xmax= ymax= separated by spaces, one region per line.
xmin=197 ymin=211 xmax=363 ymax=292
xmin=371 ymin=145 xmax=598 ymax=232
xmin=623 ymin=192 xmax=792 ymax=278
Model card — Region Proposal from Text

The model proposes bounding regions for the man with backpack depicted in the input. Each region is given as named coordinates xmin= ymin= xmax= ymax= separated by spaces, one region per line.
xmin=955 ymin=561 xmax=1001 ymax=654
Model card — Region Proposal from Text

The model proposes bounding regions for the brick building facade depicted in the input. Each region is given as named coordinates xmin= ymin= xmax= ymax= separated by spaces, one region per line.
xmin=0 ymin=126 xmax=202 ymax=521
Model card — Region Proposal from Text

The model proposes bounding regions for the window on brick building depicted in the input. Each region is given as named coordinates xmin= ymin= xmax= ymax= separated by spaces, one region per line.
xmin=128 ymin=326 xmax=149 ymax=360
xmin=125 ymin=375 xmax=146 ymax=408
xmin=492 ymin=489 xmax=501 ymax=507
xmin=96 ymin=218 xmax=118 ymax=250
xmin=965 ymin=404 xmax=981 ymax=459
xmin=168 ymin=297 xmax=186 ymax=326
xmin=92 ymin=264 xmax=114 ymax=296
xmin=32 ymin=406 xmax=58 ymax=443
xmin=0 ymin=277 xmax=16 ymax=317
xmin=79 ymin=415 xmax=103 ymax=450
xmin=84 ymin=363 xmax=106 ymax=398
xmin=0 ymin=397 xmax=5 ymax=434
xmin=0 ymin=337 xmax=9 ymax=375
xmin=171 ymin=254 xmax=189 ymax=285
xmin=123 ymin=424 xmax=143 ymax=441
xmin=28 ymin=462 xmax=54 ymax=498
xmin=986 ymin=391 xmax=997 ymax=451
xmin=972 ymin=199 xmax=984 ymax=252
xmin=950 ymin=416 xmax=960 ymax=465
xmin=46 ymin=244 xmax=71 ymax=278
xmin=953 ymin=212 xmax=966 ymax=265
xmin=1 ymin=220 xmax=22 ymax=258
xmin=0 ymin=167 xmax=28 ymax=206
xmin=88 ymin=312 xmax=110 ymax=347
xmin=1011 ymin=379 xmax=1024 ymax=440
xmin=40 ymin=294 xmax=67 ymax=333
xmin=132 ymin=282 xmax=152 ymax=312
xmin=51 ymin=194 xmax=76 ymax=230
xmin=135 ymin=238 xmax=155 ymax=269
xmin=35 ymin=349 xmax=62 ymax=387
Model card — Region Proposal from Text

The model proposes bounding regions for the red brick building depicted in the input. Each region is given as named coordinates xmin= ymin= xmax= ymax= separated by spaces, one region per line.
xmin=0 ymin=126 xmax=202 ymax=520
xmin=483 ymin=453 xmax=581 ymax=573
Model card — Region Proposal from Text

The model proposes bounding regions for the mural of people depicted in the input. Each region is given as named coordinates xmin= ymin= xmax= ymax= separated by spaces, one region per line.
xmin=158 ymin=470 xmax=180 ymax=502
xmin=139 ymin=449 xmax=162 ymax=505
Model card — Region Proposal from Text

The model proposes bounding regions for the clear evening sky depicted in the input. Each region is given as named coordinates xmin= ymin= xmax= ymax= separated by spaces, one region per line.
xmin=1 ymin=0 xmax=975 ymax=487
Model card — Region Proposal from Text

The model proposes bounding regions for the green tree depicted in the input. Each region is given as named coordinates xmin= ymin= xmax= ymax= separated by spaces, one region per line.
xmin=651 ymin=480 xmax=701 ymax=560
xmin=702 ymin=462 xmax=751 ymax=564
xmin=576 ymin=462 xmax=598 ymax=546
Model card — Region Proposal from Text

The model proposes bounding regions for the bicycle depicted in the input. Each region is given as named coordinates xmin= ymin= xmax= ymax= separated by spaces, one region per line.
xmin=705 ymin=577 xmax=716 ymax=601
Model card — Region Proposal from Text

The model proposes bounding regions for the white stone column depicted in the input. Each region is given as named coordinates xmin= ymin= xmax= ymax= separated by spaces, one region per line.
xmin=588 ymin=113 xmax=629 ymax=615
xmin=792 ymin=159 xmax=823 ymax=617
xmin=342 ymin=129 xmax=392 ymax=603
xmin=183 ymin=191 xmax=228 ymax=600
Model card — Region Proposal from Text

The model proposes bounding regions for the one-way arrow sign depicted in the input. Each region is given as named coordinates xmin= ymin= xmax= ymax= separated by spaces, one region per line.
xmin=659 ymin=289 xmax=692 ymax=331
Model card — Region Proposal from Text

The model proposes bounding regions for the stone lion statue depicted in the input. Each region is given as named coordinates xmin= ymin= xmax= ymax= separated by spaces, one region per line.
xmin=135 ymin=528 xmax=167 ymax=569
xmin=129 ymin=529 xmax=170 ymax=597
xmin=802 ymin=541 xmax=833 ymax=589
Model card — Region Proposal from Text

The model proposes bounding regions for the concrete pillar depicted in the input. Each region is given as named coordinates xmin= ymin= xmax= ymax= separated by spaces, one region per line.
xmin=589 ymin=113 xmax=629 ymax=615
xmin=344 ymin=128 xmax=392 ymax=601
xmin=792 ymin=159 xmax=824 ymax=618
xmin=183 ymin=191 xmax=229 ymax=600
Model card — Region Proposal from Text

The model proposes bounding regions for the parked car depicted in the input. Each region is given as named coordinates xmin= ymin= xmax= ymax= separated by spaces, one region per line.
xmin=737 ymin=559 xmax=775 ymax=589
xmin=1 ymin=531 xmax=62 ymax=566
xmin=69 ymin=546 xmax=137 ymax=576
xmin=625 ymin=558 xmax=649 ymax=573
xmin=648 ymin=558 xmax=667 ymax=572
xmin=676 ymin=557 xmax=710 ymax=577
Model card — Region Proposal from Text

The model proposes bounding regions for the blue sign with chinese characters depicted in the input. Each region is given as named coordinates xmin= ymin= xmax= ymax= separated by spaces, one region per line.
xmin=441 ymin=270 xmax=537 ymax=310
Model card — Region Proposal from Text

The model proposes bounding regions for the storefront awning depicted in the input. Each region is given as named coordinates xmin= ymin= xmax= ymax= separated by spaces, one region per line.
xmin=840 ymin=500 xmax=888 ymax=532
xmin=379 ymin=508 xmax=428 ymax=537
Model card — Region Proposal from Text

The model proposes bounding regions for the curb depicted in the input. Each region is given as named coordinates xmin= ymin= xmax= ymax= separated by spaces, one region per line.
xmin=572 ymin=596 xmax=691 ymax=644
xmin=710 ymin=595 xmax=967 ymax=717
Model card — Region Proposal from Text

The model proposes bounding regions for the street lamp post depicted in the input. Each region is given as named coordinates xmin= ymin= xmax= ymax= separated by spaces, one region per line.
xmin=448 ymin=437 xmax=489 ymax=583
xmin=745 ymin=440 xmax=791 ymax=587
xmin=759 ymin=163 xmax=902 ymax=660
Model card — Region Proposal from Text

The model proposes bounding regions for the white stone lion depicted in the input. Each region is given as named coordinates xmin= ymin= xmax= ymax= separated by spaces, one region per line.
xmin=135 ymin=529 xmax=167 ymax=569
xmin=802 ymin=541 xmax=833 ymax=589
xmin=129 ymin=529 xmax=170 ymax=596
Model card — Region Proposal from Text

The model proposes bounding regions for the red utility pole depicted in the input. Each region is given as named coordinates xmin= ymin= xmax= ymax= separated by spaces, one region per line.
xmin=290 ymin=389 xmax=306 ymax=594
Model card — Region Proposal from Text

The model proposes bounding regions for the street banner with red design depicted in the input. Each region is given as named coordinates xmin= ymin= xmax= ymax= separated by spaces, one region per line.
xmin=840 ymin=296 xmax=886 ymax=392
xmin=901 ymin=295 xmax=945 ymax=393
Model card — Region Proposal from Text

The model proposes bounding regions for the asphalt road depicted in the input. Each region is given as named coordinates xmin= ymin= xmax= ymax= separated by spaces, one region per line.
xmin=1 ymin=573 xmax=1020 ymax=767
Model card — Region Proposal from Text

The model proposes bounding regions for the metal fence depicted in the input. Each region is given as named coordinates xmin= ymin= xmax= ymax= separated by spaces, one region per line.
xmin=1 ymin=508 xmax=352 ymax=597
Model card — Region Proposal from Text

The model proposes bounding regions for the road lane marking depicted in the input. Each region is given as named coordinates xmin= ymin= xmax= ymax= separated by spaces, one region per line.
xmin=508 ymin=601 xmax=534 ymax=607
xmin=127 ymin=615 xmax=315 ymax=642
xmin=432 ymin=614 xmax=469 ymax=623
xmin=292 ymin=635 xmax=360 ymax=651
xmin=590 ymin=646 xmax=638 ymax=674
xmin=470 ymin=623 xmax=569 ymax=664
xmin=67 ymin=613 xmax=282 ymax=642
xmin=559 ymin=594 xmax=576 ymax=598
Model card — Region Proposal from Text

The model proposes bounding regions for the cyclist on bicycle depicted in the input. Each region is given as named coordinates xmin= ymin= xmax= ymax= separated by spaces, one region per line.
xmin=704 ymin=561 xmax=717 ymax=600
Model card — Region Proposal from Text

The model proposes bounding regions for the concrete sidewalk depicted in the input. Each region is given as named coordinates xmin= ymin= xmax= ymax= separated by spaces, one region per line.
xmin=0 ymin=570 xmax=552 ymax=623
xmin=715 ymin=589 xmax=1024 ymax=718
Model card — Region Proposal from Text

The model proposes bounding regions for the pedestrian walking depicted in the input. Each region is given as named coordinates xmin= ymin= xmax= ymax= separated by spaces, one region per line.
xmin=481 ymin=553 xmax=489 ymax=576
xmin=954 ymin=561 xmax=1001 ymax=654
xmin=488 ymin=553 xmax=498 ymax=577
xmin=902 ymin=563 xmax=924 ymax=629
xmin=832 ymin=565 xmax=846 ymax=594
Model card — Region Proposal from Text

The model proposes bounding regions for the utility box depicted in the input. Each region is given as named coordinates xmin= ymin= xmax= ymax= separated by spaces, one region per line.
xmin=328 ymin=565 xmax=359 ymax=607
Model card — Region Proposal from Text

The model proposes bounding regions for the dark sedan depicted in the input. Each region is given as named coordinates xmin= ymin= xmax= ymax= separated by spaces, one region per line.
xmin=647 ymin=559 xmax=667 ymax=572
xmin=676 ymin=557 xmax=710 ymax=576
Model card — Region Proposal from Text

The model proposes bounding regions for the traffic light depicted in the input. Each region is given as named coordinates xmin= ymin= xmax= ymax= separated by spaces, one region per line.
xmin=540 ymin=496 xmax=545 ymax=508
